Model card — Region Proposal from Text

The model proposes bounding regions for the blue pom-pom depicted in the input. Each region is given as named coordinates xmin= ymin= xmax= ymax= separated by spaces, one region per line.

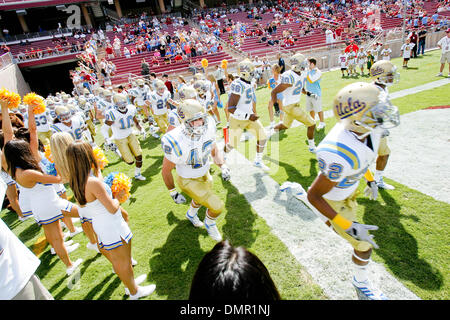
xmin=104 ymin=172 xmax=119 ymax=188
xmin=46 ymin=162 xmax=57 ymax=176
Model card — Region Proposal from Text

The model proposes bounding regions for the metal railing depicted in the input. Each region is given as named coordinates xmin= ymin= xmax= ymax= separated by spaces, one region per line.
xmin=0 ymin=52 xmax=14 ymax=71
xmin=12 ymin=44 xmax=82 ymax=63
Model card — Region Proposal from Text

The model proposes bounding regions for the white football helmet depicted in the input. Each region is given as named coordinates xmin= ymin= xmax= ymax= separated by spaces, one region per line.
xmin=289 ymin=53 xmax=307 ymax=74
xmin=55 ymin=105 xmax=72 ymax=123
xmin=370 ymin=60 xmax=400 ymax=87
xmin=178 ymin=85 xmax=198 ymax=101
xmin=113 ymin=93 xmax=128 ymax=113
xmin=154 ymin=79 xmax=166 ymax=95
xmin=178 ymin=99 xmax=208 ymax=138
xmin=237 ymin=59 xmax=255 ymax=82
xmin=136 ymin=78 xmax=145 ymax=88
xmin=333 ymin=82 xmax=400 ymax=137
xmin=193 ymin=80 xmax=209 ymax=98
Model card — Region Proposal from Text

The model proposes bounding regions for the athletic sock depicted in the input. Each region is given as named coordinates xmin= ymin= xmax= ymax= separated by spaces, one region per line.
xmin=308 ymin=139 xmax=315 ymax=147
xmin=255 ymin=152 xmax=263 ymax=162
xmin=187 ymin=201 xmax=201 ymax=218
xmin=135 ymin=167 xmax=141 ymax=176
xmin=204 ymin=211 xmax=217 ymax=227
xmin=354 ymin=263 xmax=369 ymax=283
xmin=374 ymin=170 xmax=383 ymax=182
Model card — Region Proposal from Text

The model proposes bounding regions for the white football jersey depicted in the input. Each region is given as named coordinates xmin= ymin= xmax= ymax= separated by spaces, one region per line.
xmin=339 ymin=54 xmax=348 ymax=68
xmin=168 ymin=109 xmax=181 ymax=128
xmin=347 ymin=51 xmax=357 ymax=64
xmin=34 ymin=111 xmax=52 ymax=132
xmin=107 ymin=105 xmax=137 ymax=140
xmin=280 ymin=70 xmax=306 ymax=106
xmin=229 ymin=78 xmax=254 ymax=117
xmin=148 ymin=91 xmax=170 ymax=115
xmin=131 ymin=85 xmax=151 ymax=106
xmin=357 ymin=52 xmax=366 ymax=64
xmin=50 ymin=114 xmax=85 ymax=141
xmin=162 ymin=116 xmax=216 ymax=179
xmin=315 ymin=122 xmax=382 ymax=201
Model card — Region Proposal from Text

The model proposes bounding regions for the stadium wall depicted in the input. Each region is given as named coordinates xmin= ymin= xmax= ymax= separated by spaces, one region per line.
xmin=0 ymin=64 xmax=31 ymax=96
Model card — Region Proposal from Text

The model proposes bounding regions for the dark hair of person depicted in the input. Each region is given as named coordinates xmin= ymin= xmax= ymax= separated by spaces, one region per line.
xmin=3 ymin=139 xmax=43 ymax=180
xmin=308 ymin=58 xmax=317 ymax=66
xmin=189 ymin=240 xmax=281 ymax=301
xmin=14 ymin=127 xmax=45 ymax=152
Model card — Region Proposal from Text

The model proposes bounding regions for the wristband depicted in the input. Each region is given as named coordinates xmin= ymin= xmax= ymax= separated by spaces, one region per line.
xmin=332 ymin=213 xmax=352 ymax=230
xmin=169 ymin=188 xmax=177 ymax=196
xmin=364 ymin=169 xmax=375 ymax=182
xmin=233 ymin=109 xmax=249 ymax=120
xmin=306 ymin=91 xmax=311 ymax=96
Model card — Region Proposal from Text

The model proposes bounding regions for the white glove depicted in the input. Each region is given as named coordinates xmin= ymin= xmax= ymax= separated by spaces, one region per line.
xmin=311 ymin=93 xmax=318 ymax=100
xmin=364 ymin=181 xmax=378 ymax=200
xmin=148 ymin=116 xmax=155 ymax=124
xmin=221 ymin=165 xmax=231 ymax=181
xmin=170 ymin=189 xmax=186 ymax=204
xmin=345 ymin=222 xmax=379 ymax=249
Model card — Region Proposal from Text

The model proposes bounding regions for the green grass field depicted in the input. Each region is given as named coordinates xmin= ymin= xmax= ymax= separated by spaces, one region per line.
xmin=1 ymin=49 xmax=449 ymax=300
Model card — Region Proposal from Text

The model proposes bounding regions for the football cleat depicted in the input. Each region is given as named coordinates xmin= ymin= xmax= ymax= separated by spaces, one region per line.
xmin=186 ymin=212 xmax=204 ymax=228
xmin=317 ymin=122 xmax=326 ymax=130
xmin=376 ymin=177 xmax=395 ymax=190
xmin=134 ymin=174 xmax=146 ymax=181
xmin=205 ymin=221 xmax=222 ymax=242
xmin=352 ymin=277 xmax=389 ymax=300
xmin=254 ymin=160 xmax=270 ymax=171
xmin=308 ymin=145 xmax=316 ymax=153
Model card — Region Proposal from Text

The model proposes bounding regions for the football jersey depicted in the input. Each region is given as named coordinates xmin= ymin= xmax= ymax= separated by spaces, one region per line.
xmin=34 ymin=111 xmax=52 ymax=132
xmin=50 ymin=114 xmax=85 ymax=141
xmin=229 ymin=78 xmax=255 ymax=117
xmin=108 ymin=104 xmax=137 ymax=140
xmin=131 ymin=85 xmax=151 ymax=105
xmin=168 ymin=109 xmax=181 ymax=128
xmin=357 ymin=52 xmax=366 ymax=64
xmin=347 ymin=51 xmax=357 ymax=64
xmin=339 ymin=53 xmax=348 ymax=68
xmin=148 ymin=91 xmax=170 ymax=115
xmin=280 ymin=70 xmax=306 ymax=106
xmin=161 ymin=116 xmax=216 ymax=179
xmin=315 ymin=122 xmax=382 ymax=201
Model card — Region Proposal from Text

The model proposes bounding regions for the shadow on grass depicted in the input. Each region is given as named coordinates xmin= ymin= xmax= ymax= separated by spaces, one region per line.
xmin=1 ymin=210 xmax=22 ymax=231
xmin=18 ymin=222 xmax=42 ymax=244
xmin=220 ymin=173 xmax=258 ymax=249
xmin=83 ymin=274 xmax=116 ymax=300
xmin=275 ymin=157 xmax=318 ymax=189
xmin=35 ymin=251 xmax=59 ymax=279
xmin=359 ymin=189 xmax=443 ymax=291
xmin=148 ymin=211 xmax=207 ymax=299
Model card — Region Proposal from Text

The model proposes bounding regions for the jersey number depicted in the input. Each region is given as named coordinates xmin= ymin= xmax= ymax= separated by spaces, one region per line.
xmin=186 ymin=140 xmax=213 ymax=169
xmin=292 ymin=80 xmax=303 ymax=95
xmin=156 ymin=100 xmax=165 ymax=109
xmin=71 ymin=128 xmax=82 ymax=140
xmin=119 ymin=115 xmax=134 ymax=129
xmin=35 ymin=115 xmax=47 ymax=126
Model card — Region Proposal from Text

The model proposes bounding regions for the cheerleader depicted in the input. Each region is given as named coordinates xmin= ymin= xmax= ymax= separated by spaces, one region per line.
xmin=1 ymin=101 xmax=83 ymax=276
xmin=66 ymin=141 xmax=155 ymax=299
xmin=267 ymin=64 xmax=283 ymax=128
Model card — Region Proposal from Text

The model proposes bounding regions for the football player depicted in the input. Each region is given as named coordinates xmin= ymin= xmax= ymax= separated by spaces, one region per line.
xmin=225 ymin=59 xmax=269 ymax=170
xmin=78 ymin=97 xmax=96 ymax=142
xmin=105 ymin=93 xmax=146 ymax=181
xmin=307 ymin=82 xmax=400 ymax=300
xmin=271 ymin=53 xmax=317 ymax=153
xmin=161 ymin=99 xmax=230 ymax=241
xmin=145 ymin=79 xmax=171 ymax=135
xmin=130 ymin=78 xmax=152 ymax=122
xmin=167 ymin=86 xmax=198 ymax=132
xmin=50 ymin=105 xmax=88 ymax=142
xmin=369 ymin=60 xmax=400 ymax=190
xmin=194 ymin=79 xmax=220 ymax=125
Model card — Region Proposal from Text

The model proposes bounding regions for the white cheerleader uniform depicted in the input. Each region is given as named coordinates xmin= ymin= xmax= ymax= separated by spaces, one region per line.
xmin=82 ymin=182 xmax=132 ymax=251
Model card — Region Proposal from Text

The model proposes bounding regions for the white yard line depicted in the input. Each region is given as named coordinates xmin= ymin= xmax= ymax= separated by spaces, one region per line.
xmin=221 ymin=141 xmax=419 ymax=300
xmin=384 ymin=108 xmax=450 ymax=204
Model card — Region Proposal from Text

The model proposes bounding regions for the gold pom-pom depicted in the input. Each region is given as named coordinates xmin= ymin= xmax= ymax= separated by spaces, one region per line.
xmin=93 ymin=147 xmax=109 ymax=170
xmin=0 ymin=88 xmax=21 ymax=109
xmin=201 ymin=58 xmax=208 ymax=68
xmin=221 ymin=59 xmax=228 ymax=69
xmin=111 ymin=173 xmax=132 ymax=204
xmin=23 ymin=92 xmax=46 ymax=114
xmin=44 ymin=144 xmax=54 ymax=163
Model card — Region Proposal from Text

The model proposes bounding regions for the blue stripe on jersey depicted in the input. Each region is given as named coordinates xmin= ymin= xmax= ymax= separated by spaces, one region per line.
xmin=164 ymin=135 xmax=182 ymax=156
xmin=319 ymin=141 xmax=360 ymax=169
xmin=316 ymin=147 xmax=356 ymax=170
